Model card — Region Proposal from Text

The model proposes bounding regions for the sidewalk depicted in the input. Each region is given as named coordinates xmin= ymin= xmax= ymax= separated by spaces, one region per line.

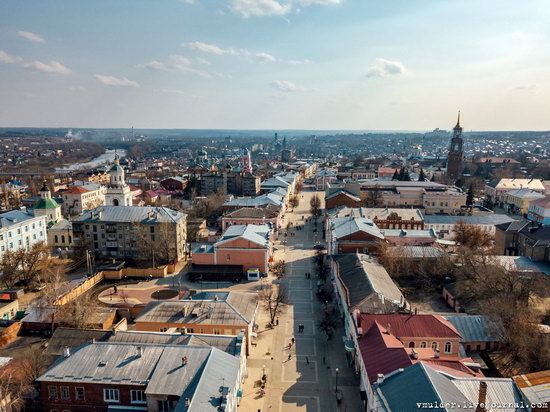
xmin=239 ymin=190 xmax=363 ymax=412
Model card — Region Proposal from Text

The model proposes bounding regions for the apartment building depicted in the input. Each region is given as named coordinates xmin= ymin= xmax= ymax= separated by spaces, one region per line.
xmin=72 ymin=206 xmax=187 ymax=263
xmin=0 ymin=209 xmax=47 ymax=259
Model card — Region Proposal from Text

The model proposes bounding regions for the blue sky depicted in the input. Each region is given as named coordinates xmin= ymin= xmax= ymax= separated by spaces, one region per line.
xmin=1 ymin=0 xmax=550 ymax=130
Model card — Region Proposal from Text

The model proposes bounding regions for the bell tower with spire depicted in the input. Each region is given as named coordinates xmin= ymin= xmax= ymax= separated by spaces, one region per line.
xmin=105 ymin=151 xmax=132 ymax=206
xmin=447 ymin=111 xmax=464 ymax=182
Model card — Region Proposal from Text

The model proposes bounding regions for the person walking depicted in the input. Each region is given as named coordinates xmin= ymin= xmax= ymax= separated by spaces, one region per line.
xmin=306 ymin=356 xmax=309 ymax=365
xmin=291 ymin=337 xmax=295 ymax=345
xmin=288 ymin=353 xmax=292 ymax=361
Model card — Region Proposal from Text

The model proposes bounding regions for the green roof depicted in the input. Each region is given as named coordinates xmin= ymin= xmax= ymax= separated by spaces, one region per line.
xmin=34 ymin=198 xmax=60 ymax=210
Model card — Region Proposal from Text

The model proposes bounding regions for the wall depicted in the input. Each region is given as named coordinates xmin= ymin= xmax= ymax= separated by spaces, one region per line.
xmin=54 ymin=272 xmax=104 ymax=306
xmin=0 ymin=321 xmax=21 ymax=347
xmin=101 ymin=264 xmax=174 ymax=280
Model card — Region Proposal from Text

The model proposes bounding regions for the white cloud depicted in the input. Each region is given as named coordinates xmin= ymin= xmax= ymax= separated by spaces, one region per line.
xmin=365 ymin=58 xmax=407 ymax=78
xmin=270 ymin=79 xmax=307 ymax=92
xmin=24 ymin=60 xmax=72 ymax=75
xmin=94 ymin=74 xmax=139 ymax=87
xmin=0 ymin=50 xmax=22 ymax=64
xmin=17 ymin=30 xmax=46 ymax=43
xmin=256 ymin=52 xmax=276 ymax=62
xmin=230 ymin=0 xmax=340 ymax=17
xmin=288 ymin=58 xmax=311 ymax=65
xmin=297 ymin=0 xmax=341 ymax=5
xmin=231 ymin=0 xmax=292 ymax=18
xmin=185 ymin=41 xmax=284 ymax=65
xmin=196 ymin=57 xmax=211 ymax=65
xmin=185 ymin=41 xmax=226 ymax=55
xmin=138 ymin=55 xmax=211 ymax=78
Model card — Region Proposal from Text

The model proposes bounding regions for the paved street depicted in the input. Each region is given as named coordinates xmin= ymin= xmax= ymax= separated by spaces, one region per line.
xmin=239 ymin=190 xmax=362 ymax=412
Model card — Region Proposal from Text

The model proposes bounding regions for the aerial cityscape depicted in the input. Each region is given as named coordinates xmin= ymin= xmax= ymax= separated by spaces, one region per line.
xmin=0 ymin=1 xmax=549 ymax=412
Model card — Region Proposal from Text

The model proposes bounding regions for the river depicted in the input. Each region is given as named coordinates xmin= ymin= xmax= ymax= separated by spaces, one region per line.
xmin=55 ymin=149 xmax=127 ymax=173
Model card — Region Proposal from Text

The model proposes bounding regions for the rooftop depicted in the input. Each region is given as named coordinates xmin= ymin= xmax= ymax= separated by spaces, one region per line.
xmin=74 ymin=206 xmax=186 ymax=224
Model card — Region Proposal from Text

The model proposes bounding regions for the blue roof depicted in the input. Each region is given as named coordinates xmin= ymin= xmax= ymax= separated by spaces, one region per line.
xmin=374 ymin=363 xmax=472 ymax=411
xmin=444 ymin=315 xmax=500 ymax=343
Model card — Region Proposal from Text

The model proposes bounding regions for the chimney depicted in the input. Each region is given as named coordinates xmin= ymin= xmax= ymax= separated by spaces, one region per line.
xmin=414 ymin=307 xmax=417 ymax=315
xmin=63 ymin=347 xmax=71 ymax=358
xmin=475 ymin=381 xmax=488 ymax=412
xmin=410 ymin=349 xmax=418 ymax=359
xmin=434 ymin=349 xmax=440 ymax=359
xmin=137 ymin=346 xmax=143 ymax=357
xmin=377 ymin=374 xmax=385 ymax=384
xmin=214 ymin=294 xmax=218 ymax=301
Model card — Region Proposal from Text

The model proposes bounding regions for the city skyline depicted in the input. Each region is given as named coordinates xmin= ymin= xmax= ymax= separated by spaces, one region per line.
xmin=1 ymin=0 xmax=550 ymax=130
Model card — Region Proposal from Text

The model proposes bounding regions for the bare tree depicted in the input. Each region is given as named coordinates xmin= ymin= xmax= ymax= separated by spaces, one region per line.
xmin=364 ymin=185 xmax=383 ymax=207
xmin=294 ymin=180 xmax=304 ymax=194
xmin=310 ymin=194 xmax=322 ymax=219
xmin=453 ymin=221 xmax=494 ymax=250
xmin=63 ymin=293 xmax=94 ymax=329
xmin=271 ymin=260 xmax=286 ymax=280
xmin=318 ymin=309 xmax=337 ymax=339
xmin=289 ymin=195 xmax=300 ymax=211
xmin=259 ymin=284 xmax=288 ymax=325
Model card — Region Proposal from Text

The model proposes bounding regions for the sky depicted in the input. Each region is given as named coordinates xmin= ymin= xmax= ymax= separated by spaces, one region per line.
xmin=1 ymin=0 xmax=550 ymax=130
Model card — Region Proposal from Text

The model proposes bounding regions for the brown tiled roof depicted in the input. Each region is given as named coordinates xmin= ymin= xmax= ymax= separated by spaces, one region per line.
xmin=359 ymin=313 xmax=462 ymax=339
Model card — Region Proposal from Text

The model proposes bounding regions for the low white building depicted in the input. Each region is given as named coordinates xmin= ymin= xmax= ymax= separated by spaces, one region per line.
xmin=0 ymin=209 xmax=47 ymax=258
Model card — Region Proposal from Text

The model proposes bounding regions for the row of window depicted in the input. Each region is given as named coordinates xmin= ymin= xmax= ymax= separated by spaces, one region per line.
xmin=48 ymin=386 xmax=85 ymax=402
xmin=407 ymin=341 xmax=452 ymax=353
xmin=0 ymin=221 xmax=42 ymax=241
xmin=48 ymin=386 xmax=145 ymax=404
xmin=53 ymin=235 xmax=72 ymax=244
xmin=0 ymin=233 xmax=43 ymax=252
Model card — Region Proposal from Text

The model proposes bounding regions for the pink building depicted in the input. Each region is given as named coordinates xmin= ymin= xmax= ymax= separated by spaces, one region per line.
xmin=192 ymin=224 xmax=272 ymax=274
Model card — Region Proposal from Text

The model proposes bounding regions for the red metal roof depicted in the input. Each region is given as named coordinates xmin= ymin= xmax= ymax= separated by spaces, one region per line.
xmin=358 ymin=322 xmax=413 ymax=383
xmin=63 ymin=186 xmax=89 ymax=194
xmin=359 ymin=313 xmax=462 ymax=339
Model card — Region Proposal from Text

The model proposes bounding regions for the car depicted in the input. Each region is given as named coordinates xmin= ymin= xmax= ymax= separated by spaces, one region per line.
xmin=313 ymin=242 xmax=326 ymax=250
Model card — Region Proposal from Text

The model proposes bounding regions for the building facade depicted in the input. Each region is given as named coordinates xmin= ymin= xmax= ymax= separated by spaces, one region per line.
xmin=32 ymin=182 xmax=62 ymax=226
xmin=72 ymin=206 xmax=187 ymax=263
xmin=0 ymin=210 xmax=47 ymax=259
xmin=105 ymin=153 xmax=132 ymax=207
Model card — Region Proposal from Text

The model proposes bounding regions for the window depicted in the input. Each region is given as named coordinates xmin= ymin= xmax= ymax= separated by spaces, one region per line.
xmin=226 ymin=254 xmax=230 ymax=261
xmin=55 ymin=235 xmax=59 ymax=243
xmin=75 ymin=387 xmax=85 ymax=401
xmin=431 ymin=342 xmax=438 ymax=351
xmin=213 ymin=329 xmax=221 ymax=335
xmin=158 ymin=400 xmax=171 ymax=412
xmin=48 ymin=386 xmax=58 ymax=400
xmin=103 ymin=388 xmax=120 ymax=403
xmin=61 ymin=386 xmax=70 ymax=400
xmin=408 ymin=342 xmax=415 ymax=348
xmin=444 ymin=342 xmax=452 ymax=353
xmin=131 ymin=390 xmax=146 ymax=404
xmin=420 ymin=342 xmax=427 ymax=348
xmin=160 ymin=327 xmax=168 ymax=332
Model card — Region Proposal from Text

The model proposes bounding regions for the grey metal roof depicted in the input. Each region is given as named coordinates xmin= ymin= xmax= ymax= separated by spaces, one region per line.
xmin=444 ymin=315 xmax=501 ymax=343
xmin=179 ymin=347 xmax=240 ymax=412
xmin=74 ymin=206 xmax=186 ymax=224
xmin=145 ymin=346 xmax=211 ymax=396
xmin=216 ymin=224 xmax=270 ymax=247
xmin=45 ymin=327 xmax=111 ymax=356
xmin=106 ymin=331 xmax=241 ymax=356
xmin=0 ymin=209 xmax=43 ymax=229
xmin=135 ymin=292 xmax=257 ymax=326
xmin=387 ymin=246 xmax=446 ymax=259
xmin=375 ymin=363 xmax=473 ymax=412
xmin=333 ymin=254 xmax=405 ymax=313
xmin=331 ymin=216 xmax=385 ymax=240
xmin=451 ymin=378 xmax=524 ymax=412
xmin=38 ymin=342 xmax=165 ymax=385
xmin=423 ymin=214 xmax=516 ymax=226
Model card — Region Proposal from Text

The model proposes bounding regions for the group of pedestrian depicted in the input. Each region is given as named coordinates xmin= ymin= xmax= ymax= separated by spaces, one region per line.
xmin=304 ymin=272 xmax=311 ymax=279
xmin=298 ymin=324 xmax=305 ymax=333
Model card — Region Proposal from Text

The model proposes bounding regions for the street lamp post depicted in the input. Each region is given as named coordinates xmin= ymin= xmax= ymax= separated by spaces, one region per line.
xmin=335 ymin=368 xmax=339 ymax=393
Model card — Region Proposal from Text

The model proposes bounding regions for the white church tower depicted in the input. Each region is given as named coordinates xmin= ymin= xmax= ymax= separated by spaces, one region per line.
xmin=105 ymin=152 xmax=132 ymax=206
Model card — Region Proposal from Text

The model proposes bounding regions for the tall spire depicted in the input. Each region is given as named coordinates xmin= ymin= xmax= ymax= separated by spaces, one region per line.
xmin=455 ymin=110 xmax=461 ymax=128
